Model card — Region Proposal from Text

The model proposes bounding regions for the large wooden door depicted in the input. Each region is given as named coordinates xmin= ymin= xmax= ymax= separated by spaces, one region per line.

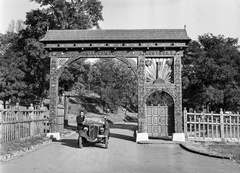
xmin=146 ymin=105 xmax=173 ymax=137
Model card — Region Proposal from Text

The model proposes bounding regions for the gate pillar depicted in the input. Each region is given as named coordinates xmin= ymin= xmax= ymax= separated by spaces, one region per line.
xmin=137 ymin=54 xmax=146 ymax=133
xmin=49 ymin=55 xmax=59 ymax=132
xmin=174 ymin=54 xmax=183 ymax=133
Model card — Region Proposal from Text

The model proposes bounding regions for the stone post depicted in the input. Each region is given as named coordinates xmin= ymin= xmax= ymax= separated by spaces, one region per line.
xmin=49 ymin=55 xmax=59 ymax=132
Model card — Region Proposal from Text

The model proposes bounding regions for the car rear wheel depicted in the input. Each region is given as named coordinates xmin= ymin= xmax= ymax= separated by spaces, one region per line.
xmin=78 ymin=137 xmax=82 ymax=148
xmin=105 ymin=137 xmax=109 ymax=149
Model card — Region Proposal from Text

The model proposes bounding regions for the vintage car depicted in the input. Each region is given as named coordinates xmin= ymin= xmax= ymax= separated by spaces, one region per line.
xmin=78 ymin=116 xmax=110 ymax=149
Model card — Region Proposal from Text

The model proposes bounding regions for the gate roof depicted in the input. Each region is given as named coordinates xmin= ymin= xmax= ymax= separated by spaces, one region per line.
xmin=40 ymin=29 xmax=191 ymax=42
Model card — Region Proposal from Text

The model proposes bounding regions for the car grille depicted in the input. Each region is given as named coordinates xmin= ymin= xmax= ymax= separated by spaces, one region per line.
xmin=88 ymin=124 xmax=99 ymax=140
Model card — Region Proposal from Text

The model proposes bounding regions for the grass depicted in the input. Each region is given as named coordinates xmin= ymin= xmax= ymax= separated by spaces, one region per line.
xmin=0 ymin=135 xmax=50 ymax=157
xmin=206 ymin=143 xmax=240 ymax=164
xmin=185 ymin=141 xmax=240 ymax=164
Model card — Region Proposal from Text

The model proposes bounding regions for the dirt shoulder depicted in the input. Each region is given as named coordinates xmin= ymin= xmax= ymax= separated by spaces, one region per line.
xmin=0 ymin=129 xmax=75 ymax=162
xmin=180 ymin=141 xmax=240 ymax=164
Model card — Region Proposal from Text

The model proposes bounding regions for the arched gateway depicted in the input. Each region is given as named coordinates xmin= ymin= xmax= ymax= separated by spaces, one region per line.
xmin=40 ymin=29 xmax=190 ymax=139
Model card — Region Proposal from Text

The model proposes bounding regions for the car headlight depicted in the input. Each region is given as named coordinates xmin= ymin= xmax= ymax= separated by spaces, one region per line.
xmin=99 ymin=127 xmax=104 ymax=132
xmin=83 ymin=127 xmax=88 ymax=131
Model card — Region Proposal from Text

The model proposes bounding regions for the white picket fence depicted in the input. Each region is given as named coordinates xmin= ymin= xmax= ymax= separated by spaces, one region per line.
xmin=0 ymin=102 xmax=49 ymax=143
xmin=184 ymin=108 xmax=240 ymax=142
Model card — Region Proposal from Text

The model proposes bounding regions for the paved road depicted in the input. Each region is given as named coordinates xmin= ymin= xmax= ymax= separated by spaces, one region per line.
xmin=1 ymin=122 xmax=240 ymax=173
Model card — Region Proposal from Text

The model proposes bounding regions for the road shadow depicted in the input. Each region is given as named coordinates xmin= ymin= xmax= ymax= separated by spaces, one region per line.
xmin=58 ymin=138 xmax=107 ymax=149
xmin=109 ymin=123 xmax=137 ymax=142
xmin=58 ymin=139 xmax=79 ymax=148
xmin=110 ymin=123 xmax=137 ymax=131
xmin=110 ymin=133 xmax=135 ymax=142
xmin=149 ymin=136 xmax=172 ymax=141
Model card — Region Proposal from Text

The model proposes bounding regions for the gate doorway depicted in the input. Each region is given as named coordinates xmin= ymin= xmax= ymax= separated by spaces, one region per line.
xmin=146 ymin=91 xmax=174 ymax=137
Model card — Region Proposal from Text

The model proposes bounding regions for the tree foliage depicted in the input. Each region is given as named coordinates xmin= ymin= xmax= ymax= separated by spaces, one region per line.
xmin=0 ymin=32 xmax=27 ymax=103
xmin=0 ymin=0 xmax=103 ymax=105
xmin=90 ymin=58 xmax=138 ymax=112
xmin=59 ymin=59 xmax=89 ymax=93
xmin=29 ymin=0 xmax=103 ymax=30
xmin=183 ymin=34 xmax=240 ymax=112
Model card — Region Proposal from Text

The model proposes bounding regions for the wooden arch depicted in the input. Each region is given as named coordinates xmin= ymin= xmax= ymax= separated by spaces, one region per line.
xmin=40 ymin=29 xmax=191 ymax=133
xmin=144 ymin=88 xmax=175 ymax=103
xmin=56 ymin=52 xmax=137 ymax=79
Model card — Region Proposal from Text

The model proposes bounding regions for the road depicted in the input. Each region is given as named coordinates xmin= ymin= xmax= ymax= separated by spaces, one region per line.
xmin=1 ymin=122 xmax=240 ymax=173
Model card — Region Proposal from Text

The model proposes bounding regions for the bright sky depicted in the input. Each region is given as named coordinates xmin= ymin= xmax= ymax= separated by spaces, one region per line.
xmin=0 ymin=0 xmax=240 ymax=41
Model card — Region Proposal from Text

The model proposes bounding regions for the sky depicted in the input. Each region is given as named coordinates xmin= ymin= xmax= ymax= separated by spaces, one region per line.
xmin=0 ymin=0 xmax=240 ymax=41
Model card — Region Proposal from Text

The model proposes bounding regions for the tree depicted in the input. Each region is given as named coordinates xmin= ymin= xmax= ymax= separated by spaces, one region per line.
xmin=59 ymin=58 xmax=89 ymax=93
xmin=7 ymin=20 xmax=25 ymax=33
xmin=183 ymin=34 xmax=240 ymax=112
xmin=29 ymin=0 xmax=103 ymax=30
xmin=91 ymin=58 xmax=137 ymax=112
xmin=0 ymin=33 xmax=27 ymax=105
xmin=6 ymin=0 xmax=104 ymax=104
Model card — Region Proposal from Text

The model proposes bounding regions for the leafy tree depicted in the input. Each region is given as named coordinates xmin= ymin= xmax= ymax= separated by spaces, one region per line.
xmin=59 ymin=59 xmax=89 ymax=93
xmin=183 ymin=34 xmax=240 ymax=112
xmin=91 ymin=58 xmax=137 ymax=112
xmin=29 ymin=0 xmax=103 ymax=30
xmin=3 ymin=0 xmax=104 ymax=104
xmin=0 ymin=32 xmax=27 ymax=105
xmin=0 ymin=0 xmax=103 ymax=105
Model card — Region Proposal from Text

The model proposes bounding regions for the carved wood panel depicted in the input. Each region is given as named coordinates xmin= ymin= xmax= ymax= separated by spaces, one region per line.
xmin=146 ymin=105 xmax=173 ymax=137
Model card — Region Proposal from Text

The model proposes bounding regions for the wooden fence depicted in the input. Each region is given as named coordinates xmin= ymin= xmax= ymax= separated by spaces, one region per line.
xmin=0 ymin=102 xmax=49 ymax=143
xmin=184 ymin=108 xmax=240 ymax=142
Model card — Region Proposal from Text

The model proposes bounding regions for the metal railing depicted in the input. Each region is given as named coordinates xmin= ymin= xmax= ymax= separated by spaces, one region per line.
xmin=0 ymin=102 xmax=49 ymax=143
xmin=184 ymin=108 xmax=240 ymax=142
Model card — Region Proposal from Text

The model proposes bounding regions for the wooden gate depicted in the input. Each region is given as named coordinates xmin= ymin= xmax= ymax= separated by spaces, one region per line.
xmin=146 ymin=105 xmax=174 ymax=137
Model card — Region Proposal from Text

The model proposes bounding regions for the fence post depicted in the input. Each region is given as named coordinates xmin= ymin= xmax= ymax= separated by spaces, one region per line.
xmin=183 ymin=107 xmax=187 ymax=138
xmin=0 ymin=100 xmax=4 ymax=143
xmin=220 ymin=108 xmax=224 ymax=139
xmin=40 ymin=104 xmax=49 ymax=134
xmin=29 ymin=104 xmax=34 ymax=136
xmin=40 ymin=104 xmax=46 ymax=134
xmin=237 ymin=112 xmax=239 ymax=141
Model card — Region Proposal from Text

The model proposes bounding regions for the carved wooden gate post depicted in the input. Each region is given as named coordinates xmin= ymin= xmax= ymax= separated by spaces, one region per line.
xmin=137 ymin=54 xmax=146 ymax=133
xmin=174 ymin=53 xmax=183 ymax=133
xmin=49 ymin=54 xmax=59 ymax=132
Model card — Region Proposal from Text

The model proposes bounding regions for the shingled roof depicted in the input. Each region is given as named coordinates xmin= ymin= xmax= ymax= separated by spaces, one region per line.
xmin=40 ymin=29 xmax=191 ymax=42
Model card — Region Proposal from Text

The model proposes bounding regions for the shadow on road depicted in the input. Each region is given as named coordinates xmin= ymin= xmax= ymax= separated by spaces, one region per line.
xmin=58 ymin=138 xmax=107 ymax=149
xmin=59 ymin=139 xmax=79 ymax=148
xmin=109 ymin=123 xmax=137 ymax=142
xmin=110 ymin=123 xmax=137 ymax=131
xmin=110 ymin=133 xmax=135 ymax=142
